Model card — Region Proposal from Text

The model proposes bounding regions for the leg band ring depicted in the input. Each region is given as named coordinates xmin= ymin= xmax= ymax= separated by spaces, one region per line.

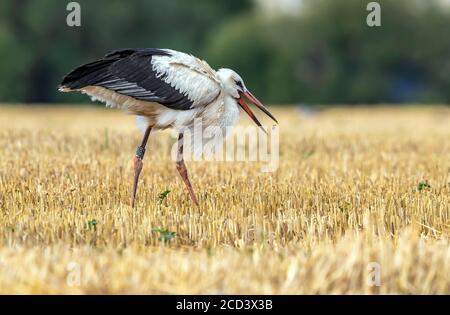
xmin=136 ymin=146 xmax=146 ymax=159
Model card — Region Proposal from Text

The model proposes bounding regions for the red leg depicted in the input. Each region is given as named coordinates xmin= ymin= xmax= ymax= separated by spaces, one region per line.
xmin=131 ymin=126 xmax=152 ymax=207
xmin=176 ymin=133 xmax=199 ymax=206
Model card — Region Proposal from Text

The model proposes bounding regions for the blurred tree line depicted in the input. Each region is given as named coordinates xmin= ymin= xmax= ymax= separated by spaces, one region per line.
xmin=0 ymin=0 xmax=449 ymax=105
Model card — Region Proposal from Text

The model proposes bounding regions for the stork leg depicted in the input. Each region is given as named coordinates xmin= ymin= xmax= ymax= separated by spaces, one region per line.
xmin=176 ymin=133 xmax=199 ymax=206
xmin=131 ymin=126 xmax=152 ymax=207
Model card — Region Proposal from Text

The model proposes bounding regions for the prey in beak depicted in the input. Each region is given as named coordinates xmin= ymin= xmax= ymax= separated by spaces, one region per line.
xmin=238 ymin=89 xmax=278 ymax=133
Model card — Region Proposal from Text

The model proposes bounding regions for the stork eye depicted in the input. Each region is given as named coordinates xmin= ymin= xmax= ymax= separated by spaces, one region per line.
xmin=236 ymin=80 xmax=243 ymax=88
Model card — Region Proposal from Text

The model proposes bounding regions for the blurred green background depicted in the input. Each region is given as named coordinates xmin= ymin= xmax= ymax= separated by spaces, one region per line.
xmin=0 ymin=0 xmax=449 ymax=105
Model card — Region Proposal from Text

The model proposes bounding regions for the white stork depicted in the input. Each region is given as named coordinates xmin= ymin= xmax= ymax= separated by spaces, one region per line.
xmin=59 ymin=48 xmax=278 ymax=207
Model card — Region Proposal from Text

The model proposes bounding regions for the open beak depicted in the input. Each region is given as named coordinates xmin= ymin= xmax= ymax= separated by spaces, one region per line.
xmin=238 ymin=90 xmax=278 ymax=133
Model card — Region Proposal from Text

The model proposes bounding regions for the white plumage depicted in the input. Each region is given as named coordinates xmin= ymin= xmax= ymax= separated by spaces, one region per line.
xmin=77 ymin=50 xmax=244 ymax=135
xmin=59 ymin=48 xmax=277 ymax=207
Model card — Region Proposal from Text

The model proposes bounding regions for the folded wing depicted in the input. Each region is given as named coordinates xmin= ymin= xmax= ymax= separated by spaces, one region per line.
xmin=59 ymin=48 xmax=221 ymax=110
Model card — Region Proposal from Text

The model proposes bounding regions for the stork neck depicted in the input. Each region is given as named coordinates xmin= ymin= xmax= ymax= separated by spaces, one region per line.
xmin=221 ymin=95 xmax=240 ymax=128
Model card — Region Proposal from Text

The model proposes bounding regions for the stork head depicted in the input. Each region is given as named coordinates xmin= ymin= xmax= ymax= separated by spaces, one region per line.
xmin=217 ymin=68 xmax=278 ymax=131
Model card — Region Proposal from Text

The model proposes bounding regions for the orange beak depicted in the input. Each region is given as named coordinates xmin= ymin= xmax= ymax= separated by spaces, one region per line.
xmin=238 ymin=90 xmax=278 ymax=133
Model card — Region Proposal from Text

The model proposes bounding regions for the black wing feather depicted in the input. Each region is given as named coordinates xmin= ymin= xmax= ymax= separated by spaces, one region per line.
xmin=59 ymin=48 xmax=194 ymax=110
